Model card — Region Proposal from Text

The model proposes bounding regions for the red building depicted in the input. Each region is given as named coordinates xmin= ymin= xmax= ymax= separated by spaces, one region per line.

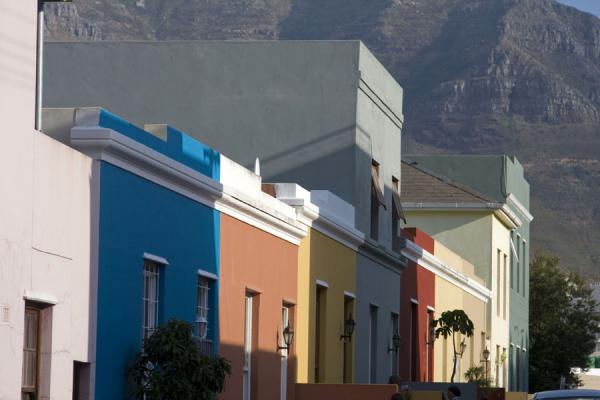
xmin=399 ymin=228 xmax=436 ymax=382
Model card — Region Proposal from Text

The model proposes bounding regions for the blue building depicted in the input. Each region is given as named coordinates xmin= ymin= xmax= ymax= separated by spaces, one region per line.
xmin=65 ymin=108 xmax=221 ymax=399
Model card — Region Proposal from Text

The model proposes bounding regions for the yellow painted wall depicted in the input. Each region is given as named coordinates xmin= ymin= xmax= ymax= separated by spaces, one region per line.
xmin=433 ymin=242 xmax=487 ymax=383
xmin=296 ymin=229 xmax=357 ymax=383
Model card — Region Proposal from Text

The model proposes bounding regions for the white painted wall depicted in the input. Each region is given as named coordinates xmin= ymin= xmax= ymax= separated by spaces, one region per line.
xmin=0 ymin=1 xmax=95 ymax=398
xmin=489 ymin=215 xmax=511 ymax=388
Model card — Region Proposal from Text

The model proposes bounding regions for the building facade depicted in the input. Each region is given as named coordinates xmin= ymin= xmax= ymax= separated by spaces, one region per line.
xmin=406 ymin=155 xmax=532 ymax=391
xmin=43 ymin=108 xmax=222 ymax=399
xmin=398 ymin=228 xmax=436 ymax=382
xmin=217 ymin=156 xmax=307 ymax=400
xmin=44 ymin=39 xmax=408 ymax=383
xmin=0 ymin=2 xmax=95 ymax=399
xmin=402 ymin=161 xmax=520 ymax=388
xmin=271 ymin=184 xmax=364 ymax=385
xmin=400 ymin=229 xmax=490 ymax=384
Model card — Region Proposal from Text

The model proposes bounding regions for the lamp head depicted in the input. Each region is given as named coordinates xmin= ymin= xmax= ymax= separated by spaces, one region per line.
xmin=483 ymin=347 xmax=490 ymax=360
xmin=282 ymin=324 xmax=294 ymax=348
xmin=392 ymin=332 xmax=401 ymax=350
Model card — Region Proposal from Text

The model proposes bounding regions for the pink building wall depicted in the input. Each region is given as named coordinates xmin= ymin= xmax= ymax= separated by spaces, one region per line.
xmin=0 ymin=1 xmax=96 ymax=398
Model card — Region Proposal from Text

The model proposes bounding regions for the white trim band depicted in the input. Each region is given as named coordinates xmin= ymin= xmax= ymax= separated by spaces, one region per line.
xmin=507 ymin=193 xmax=534 ymax=222
xmin=401 ymin=239 xmax=492 ymax=302
xmin=23 ymin=290 xmax=58 ymax=305
xmin=344 ymin=291 xmax=356 ymax=299
xmin=410 ymin=298 xmax=419 ymax=305
xmin=143 ymin=253 xmax=169 ymax=266
xmin=198 ymin=269 xmax=218 ymax=280
xmin=403 ymin=202 xmax=522 ymax=228
xmin=71 ymin=126 xmax=308 ymax=245
xmin=316 ymin=279 xmax=329 ymax=288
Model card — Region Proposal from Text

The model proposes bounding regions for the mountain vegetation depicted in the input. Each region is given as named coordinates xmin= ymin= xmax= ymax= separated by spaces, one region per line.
xmin=44 ymin=0 xmax=600 ymax=277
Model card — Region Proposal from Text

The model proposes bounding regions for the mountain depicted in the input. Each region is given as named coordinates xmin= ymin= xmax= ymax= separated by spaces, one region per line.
xmin=44 ymin=0 xmax=600 ymax=278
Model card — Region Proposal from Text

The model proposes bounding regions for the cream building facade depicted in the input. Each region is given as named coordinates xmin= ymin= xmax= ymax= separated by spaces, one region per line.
xmin=402 ymin=161 xmax=519 ymax=387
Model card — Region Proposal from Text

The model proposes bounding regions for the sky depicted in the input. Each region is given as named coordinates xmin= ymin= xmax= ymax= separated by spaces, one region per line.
xmin=557 ymin=0 xmax=600 ymax=18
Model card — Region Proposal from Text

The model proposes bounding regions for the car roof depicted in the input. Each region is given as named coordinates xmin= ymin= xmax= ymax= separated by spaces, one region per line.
xmin=535 ymin=390 xmax=600 ymax=399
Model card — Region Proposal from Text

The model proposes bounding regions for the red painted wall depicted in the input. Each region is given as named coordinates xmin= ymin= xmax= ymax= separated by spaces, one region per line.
xmin=399 ymin=228 xmax=436 ymax=382
xmin=219 ymin=214 xmax=299 ymax=400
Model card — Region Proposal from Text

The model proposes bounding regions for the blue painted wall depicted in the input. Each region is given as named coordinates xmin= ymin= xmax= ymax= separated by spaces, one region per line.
xmin=94 ymin=110 xmax=221 ymax=399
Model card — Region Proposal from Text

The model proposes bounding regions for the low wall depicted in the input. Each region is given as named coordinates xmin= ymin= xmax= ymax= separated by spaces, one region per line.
xmin=411 ymin=390 xmax=444 ymax=400
xmin=295 ymin=384 xmax=397 ymax=400
xmin=506 ymin=392 xmax=528 ymax=400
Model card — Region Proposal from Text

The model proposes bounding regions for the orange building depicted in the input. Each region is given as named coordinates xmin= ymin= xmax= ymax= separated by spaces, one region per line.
xmin=218 ymin=156 xmax=307 ymax=400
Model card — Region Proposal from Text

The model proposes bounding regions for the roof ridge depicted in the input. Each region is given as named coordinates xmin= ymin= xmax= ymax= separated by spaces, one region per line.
xmin=401 ymin=160 xmax=497 ymax=204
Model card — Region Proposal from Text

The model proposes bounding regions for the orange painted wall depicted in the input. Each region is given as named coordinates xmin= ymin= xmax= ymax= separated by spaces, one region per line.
xmin=219 ymin=214 xmax=299 ymax=400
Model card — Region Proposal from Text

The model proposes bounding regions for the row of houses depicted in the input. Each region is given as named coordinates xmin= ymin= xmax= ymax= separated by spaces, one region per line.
xmin=0 ymin=1 xmax=532 ymax=399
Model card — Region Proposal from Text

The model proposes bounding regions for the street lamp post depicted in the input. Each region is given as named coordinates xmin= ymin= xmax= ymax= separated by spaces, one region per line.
xmin=482 ymin=346 xmax=491 ymax=381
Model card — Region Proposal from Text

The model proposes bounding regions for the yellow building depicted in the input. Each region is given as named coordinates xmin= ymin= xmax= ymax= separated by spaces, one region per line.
xmin=271 ymin=184 xmax=364 ymax=383
xmin=433 ymin=241 xmax=490 ymax=383
xmin=402 ymin=161 xmax=520 ymax=387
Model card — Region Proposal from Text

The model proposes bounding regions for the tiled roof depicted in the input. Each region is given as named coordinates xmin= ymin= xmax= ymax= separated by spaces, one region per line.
xmin=401 ymin=161 xmax=495 ymax=204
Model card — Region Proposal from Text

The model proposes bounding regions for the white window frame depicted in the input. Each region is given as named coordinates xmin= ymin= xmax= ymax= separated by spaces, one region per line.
xmin=196 ymin=276 xmax=211 ymax=340
xmin=143 ymin=259 xmax=161 ymax=340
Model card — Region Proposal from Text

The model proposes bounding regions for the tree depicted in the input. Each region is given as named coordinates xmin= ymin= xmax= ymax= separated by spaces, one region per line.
xmin=431 ymin=309 xmax=474 ymax=382
xmin=465 ymin=365 xmax=492 ymax=388
xmin=129 ymin=319 xmax=231 ymax=400
xmin=530 ymin=253 xmax=600 ymax=392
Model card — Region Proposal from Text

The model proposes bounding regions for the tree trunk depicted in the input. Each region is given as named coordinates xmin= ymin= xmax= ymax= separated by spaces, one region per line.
xmin=451 ymin=333 xmax=457 ymax=382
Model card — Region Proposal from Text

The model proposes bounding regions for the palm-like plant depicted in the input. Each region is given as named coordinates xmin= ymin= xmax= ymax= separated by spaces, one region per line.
xmin=431 ymin=310 xmax=474 ymax=383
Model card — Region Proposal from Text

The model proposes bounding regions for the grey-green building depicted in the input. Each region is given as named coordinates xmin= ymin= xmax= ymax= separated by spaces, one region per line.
xmin=404 ymin=155 xmax=532 ymax=392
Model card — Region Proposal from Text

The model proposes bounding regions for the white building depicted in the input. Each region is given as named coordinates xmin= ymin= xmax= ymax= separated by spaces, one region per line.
xmin=0 ymin=1 xmax=95 ymax=398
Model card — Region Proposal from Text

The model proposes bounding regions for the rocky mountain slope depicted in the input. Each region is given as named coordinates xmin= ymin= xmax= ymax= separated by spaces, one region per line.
xmin=44 ymin=0 xmax=600 ymax=277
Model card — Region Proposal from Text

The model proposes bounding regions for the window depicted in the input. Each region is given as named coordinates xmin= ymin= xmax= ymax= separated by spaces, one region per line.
xmin=315 ymin=286 xmax=327 ymax=383
xmin=196 ymin=275 xmax=216 ymax=355
xmin=243 ymin=294 xmax=255 ymax=400
xmin=390 ymin=312 xmax=399 ymax=377
xmin=426 ymin=309 xmax=435 ymax=381
xmin=370 ymin=161 xmax=385 ymax=240
xmin=197 ymin=277 xmax=210 ymax=339
xmin=73 ymin=361 xmax=91 ymax=400
xmin=503 ymin=254 xmax=508 ymax=320
xmin=143 ymin=260 xmax=160 ymax=340
xmin=409 ymin=303 xmax=418 ymax=381
xmin=496 ymin=345 xmax=501 ymax=387
xmin=280 ymin=304 xmax=292 ymax=400
xmin=497 ymin=250 xmax=501 ymax=317
xmin=343 ymin=296 xmax=354 ymax=383
xmin=369 ymin=305 xmax=378 ymax=383
xmin=522 ymin=240 xmax=527 ymax=297
xmin=22 ymin=307 xmax=39 ymax=400
xmin=391 ymin=177 xmax=405 ymax=251
xmin=516 ymin=236 xmax=521 ymax=294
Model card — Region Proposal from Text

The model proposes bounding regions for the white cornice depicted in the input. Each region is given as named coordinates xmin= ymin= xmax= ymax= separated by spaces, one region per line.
xmin=276 ymin=196 xmax=365 ymax=251
xmin=403 ymin=202 xmax=521 ymax=229
xmin=71 ymin=127 xmax=307 ymax=245
xmin=400 ymin=239 xmax=492 ymax=303
xmin=506 ymin=193 xmax=534 ymax=222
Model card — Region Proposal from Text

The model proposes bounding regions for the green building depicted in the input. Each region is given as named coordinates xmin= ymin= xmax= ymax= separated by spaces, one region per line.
xmin=404 ymin=155 xmax=532 ymax=392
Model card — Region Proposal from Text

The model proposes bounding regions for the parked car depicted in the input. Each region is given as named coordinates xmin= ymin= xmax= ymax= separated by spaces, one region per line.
xmin=533 ymin=390 xmax=600 ymax=400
